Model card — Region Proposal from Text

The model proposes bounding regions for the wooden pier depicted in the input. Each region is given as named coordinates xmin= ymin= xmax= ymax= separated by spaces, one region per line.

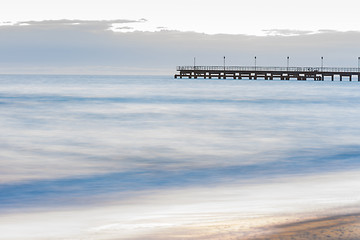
xmin=174 ymin=66 xmax=360 ymax=81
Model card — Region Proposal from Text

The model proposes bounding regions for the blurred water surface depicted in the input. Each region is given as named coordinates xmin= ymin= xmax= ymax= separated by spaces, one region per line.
xmin=1 ymin=75 xmax=360 ymax=206
xmin=1 ymin=75 xmax=360 ymax=239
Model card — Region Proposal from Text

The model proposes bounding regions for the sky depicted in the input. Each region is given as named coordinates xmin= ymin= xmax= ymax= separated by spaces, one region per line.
xmin=2 ymin=0 xmax=360 ymax=35
xmin=0 ymin=0 xmax=360 ymax=74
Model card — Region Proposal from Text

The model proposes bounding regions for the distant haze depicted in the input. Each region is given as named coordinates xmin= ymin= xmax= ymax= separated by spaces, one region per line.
xmin=0 ymin=20 xmax=360 ymax=75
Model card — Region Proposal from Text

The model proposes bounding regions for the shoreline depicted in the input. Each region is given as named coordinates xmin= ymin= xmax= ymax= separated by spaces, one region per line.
xmin=122 ymin=211 xmax=360 ymax=239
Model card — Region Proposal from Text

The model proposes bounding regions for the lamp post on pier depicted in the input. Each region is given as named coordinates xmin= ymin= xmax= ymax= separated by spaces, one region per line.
xmin=287 ymin=56 xmax=289 ymax=71
xmin=223 ymin=56 xmax=226 ymax=71
xmin=193 ymin=57 xmax=196 ymax=70
xmin=321 ymin=56 xmax=324 ymax=71
xmin=254 ymin=56 xmax=257 ymax=71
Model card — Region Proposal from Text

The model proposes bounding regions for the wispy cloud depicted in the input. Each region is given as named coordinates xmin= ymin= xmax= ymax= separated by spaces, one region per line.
xmin=262 ymin=29 xmax=314 ymax=36
xmin=13 ymin=19 xmax=147 ymax=29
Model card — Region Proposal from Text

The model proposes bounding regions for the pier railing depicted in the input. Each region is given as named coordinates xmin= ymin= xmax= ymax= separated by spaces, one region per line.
xmin=177 ymin=66 xmax=360 ymax=73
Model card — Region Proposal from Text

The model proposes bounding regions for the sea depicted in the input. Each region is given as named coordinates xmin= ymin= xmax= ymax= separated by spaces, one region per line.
xmin=1 ymin=74 xmax=360 ymax=239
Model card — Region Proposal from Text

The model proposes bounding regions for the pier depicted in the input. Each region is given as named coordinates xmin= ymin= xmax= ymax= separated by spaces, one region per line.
xmin=174 ymin=66 xmax=360 ymax=81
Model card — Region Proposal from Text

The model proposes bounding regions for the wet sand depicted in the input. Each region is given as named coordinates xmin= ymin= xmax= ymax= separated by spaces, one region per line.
xmin=251 ymin=213 xmax=360 ymax=240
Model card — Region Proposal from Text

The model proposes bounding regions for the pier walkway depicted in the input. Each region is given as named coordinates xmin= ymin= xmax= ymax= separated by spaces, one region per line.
xmin=174 ymin=66 xmax=360 ymax=81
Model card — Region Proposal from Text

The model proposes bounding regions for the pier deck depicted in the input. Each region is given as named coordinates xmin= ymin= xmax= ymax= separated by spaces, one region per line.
xmin=174 ymin=66 xmax=360 ymax=81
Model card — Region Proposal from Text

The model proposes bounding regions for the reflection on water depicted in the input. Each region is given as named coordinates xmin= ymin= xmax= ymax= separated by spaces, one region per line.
xmin=1 ymin=75 xmax=360 ymax=239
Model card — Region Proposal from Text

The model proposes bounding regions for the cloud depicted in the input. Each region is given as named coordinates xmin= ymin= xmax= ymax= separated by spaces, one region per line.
xmin=4 ymin=19 xmax=148 ymax=33
xmin=116 ymin=26 xmax=134 ymax=30
xmin=263 ymin=29 xmax=314 ymax=36
xmin=14 ymin=19 xmax=145 ymax=27
xmin=317 ymin=29 xmax=342 ymax=33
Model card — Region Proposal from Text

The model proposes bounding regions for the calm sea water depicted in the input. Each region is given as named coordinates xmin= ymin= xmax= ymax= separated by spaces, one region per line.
xmin=1 ymin=75 xmax=360 ymax=239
